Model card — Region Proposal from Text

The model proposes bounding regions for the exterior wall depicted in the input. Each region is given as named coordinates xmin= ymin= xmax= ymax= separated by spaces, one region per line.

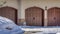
xmin=0 ymin=0 xmax=18 ymax=9
xmin=18 ymin=0 xmax=60 ymax=26
xmin=21 ymin=0 xmax=60 ymax=19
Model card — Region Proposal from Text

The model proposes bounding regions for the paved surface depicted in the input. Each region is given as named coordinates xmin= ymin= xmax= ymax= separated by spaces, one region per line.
xmin=24 ymin=31 xmax=43 ymax=34
xmin=24 ymin=32 xmax=56 ymax=34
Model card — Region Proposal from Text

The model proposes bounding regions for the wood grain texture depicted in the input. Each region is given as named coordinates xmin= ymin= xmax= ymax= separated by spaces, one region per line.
xmin=47 ymin=7 xmax=60 ymax=26
xmin=0 ymin=7 xmax=17 ymax=24
xmin=25 ymin=7 xmax=44 ymax=26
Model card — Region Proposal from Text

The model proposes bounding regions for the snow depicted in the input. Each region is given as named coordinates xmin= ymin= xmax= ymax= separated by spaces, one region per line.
xmin=56 ymin=32 xmax=60 ymax=34
xmin=0 ymin=16 xmax=24 ymax=34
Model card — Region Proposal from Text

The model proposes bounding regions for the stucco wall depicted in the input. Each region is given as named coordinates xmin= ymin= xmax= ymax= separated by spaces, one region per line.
xmin=0 ymin=0 xmax=18 ymax=9
xmin=20 ymin=0 xmax=60 ymax=19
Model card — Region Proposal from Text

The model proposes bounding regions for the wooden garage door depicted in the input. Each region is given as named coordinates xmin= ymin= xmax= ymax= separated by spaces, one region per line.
xmin=25 ymin=7 xmax=44 ymax=26
xmin=47 ymin=7 xmax=60 ymax=26
xmin=0 ymin=7 xmax=17 ymax=24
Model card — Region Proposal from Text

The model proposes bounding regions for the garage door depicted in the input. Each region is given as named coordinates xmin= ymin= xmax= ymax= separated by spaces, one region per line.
xmin=47 ymin=7 xmax=60 ymax=26
xmin=0 ymin=7 xmax=17 ymax=24
xmin=25 ymin=7 xmax=44 ymax=26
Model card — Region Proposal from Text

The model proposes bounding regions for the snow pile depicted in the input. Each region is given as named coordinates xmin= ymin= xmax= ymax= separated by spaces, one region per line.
xmin=0 ymin=16 xmax=24 ymax=34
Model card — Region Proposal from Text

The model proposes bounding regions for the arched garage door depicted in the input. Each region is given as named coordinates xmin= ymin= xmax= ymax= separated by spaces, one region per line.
xmin=47 ymin=7 xmax=60 ymax=26
xmin=0 ymin=7 xmax=17 ymax=24
xmin=25 ymin=7 xmax=44 ymax=26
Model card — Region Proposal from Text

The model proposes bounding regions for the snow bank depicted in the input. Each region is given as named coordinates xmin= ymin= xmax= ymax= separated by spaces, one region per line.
xmin=0 ymin=16 xmax=24 ymax=34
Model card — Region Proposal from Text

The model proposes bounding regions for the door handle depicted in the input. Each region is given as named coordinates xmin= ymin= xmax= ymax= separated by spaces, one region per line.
xmin=54 ymin=17 xmax=56 ymax=20
xmin=33 ymin=17 xmax=35 ymax=20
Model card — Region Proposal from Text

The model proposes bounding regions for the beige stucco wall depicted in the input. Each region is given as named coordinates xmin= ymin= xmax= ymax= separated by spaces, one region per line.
xmin=20 ymin=0 xmax=60 ymax=19
xmin=0 ymin=0 xmax=18 ymax=9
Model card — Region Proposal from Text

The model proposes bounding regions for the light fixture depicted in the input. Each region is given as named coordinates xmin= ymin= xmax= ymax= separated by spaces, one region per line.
xmin=45 ymin=6 xmax=47 ymax=10
xmin=0 ymin=0 xmax=7 ymax=7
